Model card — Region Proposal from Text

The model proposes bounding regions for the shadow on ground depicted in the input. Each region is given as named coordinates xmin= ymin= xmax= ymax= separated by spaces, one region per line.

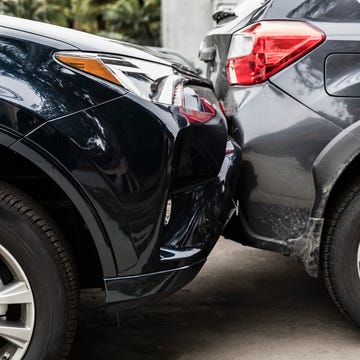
xmin=69 ymin=238 xmax=360 ymax=360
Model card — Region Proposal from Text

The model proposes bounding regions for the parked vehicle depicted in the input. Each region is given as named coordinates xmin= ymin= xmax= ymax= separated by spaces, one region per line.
xmin=0 ymin=15 xmax=240 ymax=359
xmin=200 ymin=0 xmax=360 ymax=326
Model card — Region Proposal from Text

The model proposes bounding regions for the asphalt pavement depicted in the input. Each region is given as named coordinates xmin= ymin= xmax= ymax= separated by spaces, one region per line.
xmin=69 ymin=237 xmax=360 ymax=360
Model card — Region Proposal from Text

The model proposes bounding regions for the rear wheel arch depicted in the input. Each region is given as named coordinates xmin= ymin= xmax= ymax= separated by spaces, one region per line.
xmin=321 ymin=155 xmax=360 ymax=222
xmin=320 ymin=171 xmax=360 ymax=327
xmin=310 ymin=126 xmax=360 ymax=278
xmin=312 ymin=123 xmax=360 ymax=221
xmin=312 ymin=125 xmax=360 ymax=286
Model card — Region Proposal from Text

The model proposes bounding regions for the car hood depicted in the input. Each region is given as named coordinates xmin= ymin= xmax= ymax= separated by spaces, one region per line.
xmin=0 ymin=14 xmax=195 ymax=73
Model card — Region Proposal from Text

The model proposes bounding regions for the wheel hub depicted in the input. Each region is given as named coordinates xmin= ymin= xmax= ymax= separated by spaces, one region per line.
xmin=0 ymin=280 xmax=8 ymax=319
xmin=0 ymin=245 xmax=35 ymax=360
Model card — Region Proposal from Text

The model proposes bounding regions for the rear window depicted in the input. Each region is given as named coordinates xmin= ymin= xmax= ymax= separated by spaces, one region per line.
xmin=288 ymin=0 xmax=360 ymax=21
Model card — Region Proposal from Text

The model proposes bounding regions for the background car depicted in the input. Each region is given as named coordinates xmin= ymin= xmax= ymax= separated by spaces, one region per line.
xmin=200 ymin=0 xmax=360 ymax=327
xmin=0 ymin=15 xmax=240 ymax=359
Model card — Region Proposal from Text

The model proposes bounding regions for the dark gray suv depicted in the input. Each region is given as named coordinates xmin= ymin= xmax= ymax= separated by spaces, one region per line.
xmin=201 ymin=0 xmax=360 ymax=326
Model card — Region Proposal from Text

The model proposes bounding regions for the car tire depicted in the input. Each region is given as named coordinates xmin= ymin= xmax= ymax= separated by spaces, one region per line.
xmin=0 ymin=181 xmax=78 ymax=359
xmin=322 ymin=178 xmax=360 ymax=327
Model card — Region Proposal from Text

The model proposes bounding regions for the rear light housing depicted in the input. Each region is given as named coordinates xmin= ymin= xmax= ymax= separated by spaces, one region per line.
xmin=226 ymin=21 xmax=325 ymax=86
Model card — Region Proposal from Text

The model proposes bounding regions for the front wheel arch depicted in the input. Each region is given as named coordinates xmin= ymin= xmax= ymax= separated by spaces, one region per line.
xmin=0 ymin=179 xmax=79 ymax=358
xmin=0 ymin=141 xmax=113 ymax=283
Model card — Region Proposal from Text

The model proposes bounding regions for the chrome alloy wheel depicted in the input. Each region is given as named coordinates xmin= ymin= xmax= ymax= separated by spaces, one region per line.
xmin=0 ymin=244 xmax=35 ymax=360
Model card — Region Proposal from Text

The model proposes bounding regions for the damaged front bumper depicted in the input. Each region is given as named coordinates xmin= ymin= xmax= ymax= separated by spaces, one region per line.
xmin=105 ymin=139 xmax=241 ymax=307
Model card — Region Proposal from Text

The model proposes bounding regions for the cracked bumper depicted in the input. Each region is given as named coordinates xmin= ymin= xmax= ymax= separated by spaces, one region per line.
xmin=105 ymin=139 xmax=241 ymax=307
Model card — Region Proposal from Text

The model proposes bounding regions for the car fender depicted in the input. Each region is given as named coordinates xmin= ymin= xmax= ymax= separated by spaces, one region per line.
xmin=285 ymin=121 xmax=360 ymax=277
xmin=312 ymin=120 xmax=360 ymax=219
xmin=9 ymin=136 xmax=118 ymax=277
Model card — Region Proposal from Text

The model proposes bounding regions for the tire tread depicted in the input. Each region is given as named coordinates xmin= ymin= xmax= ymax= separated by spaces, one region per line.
xmin=322 ymin=179 xmax=360 ymax=325
xmin=0 ymin=181 xmax=78 ymax=358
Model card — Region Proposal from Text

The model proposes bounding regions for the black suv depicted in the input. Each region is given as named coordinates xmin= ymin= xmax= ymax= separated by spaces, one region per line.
xmin=200 ymin=0 xmax=360 ymax=328
xmin=0 ymin=15 xmax=240 ymax=359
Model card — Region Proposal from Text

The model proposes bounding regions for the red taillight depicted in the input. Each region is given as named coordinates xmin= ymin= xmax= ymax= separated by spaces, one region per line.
xmin=226 ymin=21 xmax=325 ymax=86
xmin=180 ymin=96 xmax=216 ymax=124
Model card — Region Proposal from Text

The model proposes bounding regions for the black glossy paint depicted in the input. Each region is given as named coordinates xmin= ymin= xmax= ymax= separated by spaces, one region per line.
xmin=10 ymin=134 xmax=118 ymax=277
xmin=105 ymin=261 xmax=205 ymax=309
xmin=25 ymin=92 xmax=240 ymax=299
xmin=201 ymin=0 xmax=360 ymax=276
xmin=48 ymin=96 xmax=170 ymax=275
xmin=0 ymin=15 xmax=240 ymax=304
xmin=0 ymin=29 xmax=123 ymax=127
xmin=107 ymin=139 xmax=241 ymax=304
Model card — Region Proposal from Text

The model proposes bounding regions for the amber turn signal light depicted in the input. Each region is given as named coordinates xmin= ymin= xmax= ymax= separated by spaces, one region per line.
xmin=56 ymin=54 xmax=121 ymax=85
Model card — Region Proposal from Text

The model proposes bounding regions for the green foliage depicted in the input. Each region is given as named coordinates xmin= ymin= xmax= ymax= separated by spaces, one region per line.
xmin=103 ymin=0 xmax=161 ymax=45
xmin=1 ymin=0 xmax=48 ymax=20
xmin=0 ymin=0 xmax=161 ymax=45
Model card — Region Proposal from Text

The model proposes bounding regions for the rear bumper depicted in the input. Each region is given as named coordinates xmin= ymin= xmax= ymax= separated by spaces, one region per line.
xmin=223 ymin=82 xmax=341 ymax=277
xmin=104 ymin=139 xmax=241 ymax=306
xmin=224 ymin=82 xmax=340 ymax=241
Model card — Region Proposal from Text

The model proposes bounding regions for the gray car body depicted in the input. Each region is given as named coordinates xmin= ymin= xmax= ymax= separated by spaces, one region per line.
xmin=201 ymin=0 xmax=360 ymax=276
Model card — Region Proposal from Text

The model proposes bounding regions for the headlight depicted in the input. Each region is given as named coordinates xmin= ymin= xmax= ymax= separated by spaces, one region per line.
xmin=55 ymin=51 xmax=220 ymax=124
xmin=55 ymin=51 xmax=173 ymax=100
